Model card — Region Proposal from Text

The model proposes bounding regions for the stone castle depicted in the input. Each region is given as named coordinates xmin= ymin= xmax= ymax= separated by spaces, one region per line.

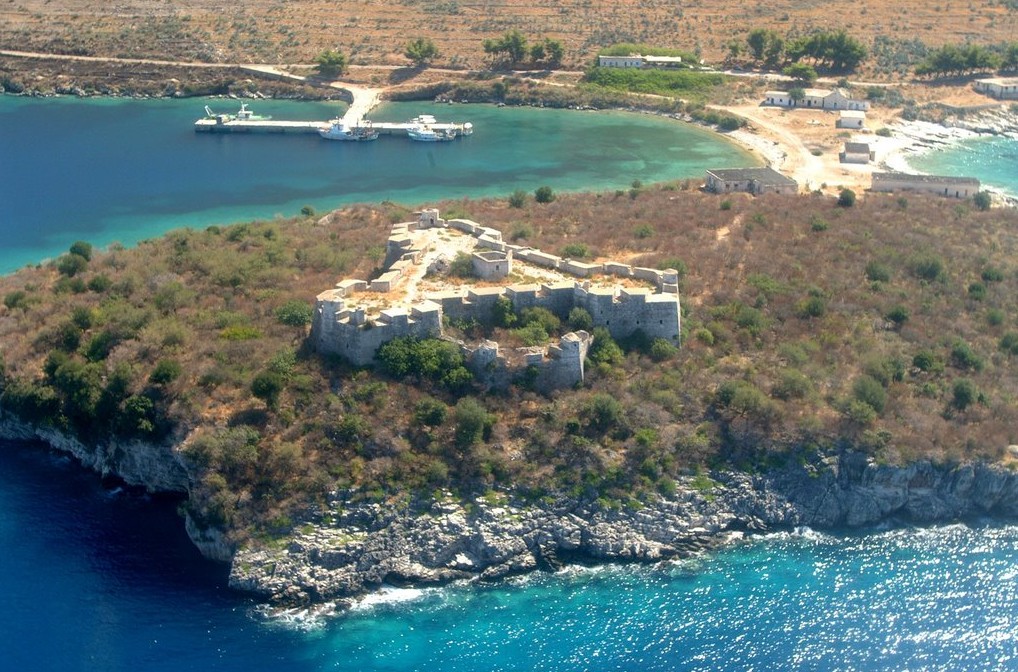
xmin=311 ymin=210 xmax=681 ymax=390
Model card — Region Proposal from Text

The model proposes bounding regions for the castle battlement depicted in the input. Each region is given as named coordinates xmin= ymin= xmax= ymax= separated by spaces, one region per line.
xmin=311 ymin=210 xmax=681 ymax=388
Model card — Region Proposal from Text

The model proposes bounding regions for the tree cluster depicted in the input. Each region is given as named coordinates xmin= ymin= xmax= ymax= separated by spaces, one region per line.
xmin=483 ymin=30 xmax=564 ymax=69
xmin=744 ymin=29 xmax=867 ymax=73
xmin=914 ymin=43 xmax=1018 ymax=78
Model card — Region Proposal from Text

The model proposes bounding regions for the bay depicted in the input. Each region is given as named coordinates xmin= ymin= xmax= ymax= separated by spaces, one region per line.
xmin=907 ymin=134 xmax=1018 ymax=197
xmin=1 ymin=441 xmax=1015 ymax=672
xmin=0 ymin=96 xmax=754 ymax=273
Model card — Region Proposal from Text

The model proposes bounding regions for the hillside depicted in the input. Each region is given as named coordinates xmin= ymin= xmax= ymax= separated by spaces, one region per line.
xmin=2 ymin=186 xmax=1018 ymax=544
xmin=2 ymin=1 xmax=1017 ymax=73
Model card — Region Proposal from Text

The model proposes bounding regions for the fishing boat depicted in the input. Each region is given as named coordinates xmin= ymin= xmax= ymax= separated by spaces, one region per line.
xmin=318 ymin=120 xmax=380 ymax=141
xmin=202 ymin=103 xmax=272 ymax=123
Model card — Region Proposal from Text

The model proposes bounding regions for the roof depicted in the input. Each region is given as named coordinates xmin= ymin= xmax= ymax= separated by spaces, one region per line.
xmin=976 ymin=77 xmax=1018 ymax=86
xmin=644 ymin=55 xmax=683 ymax=64
xmin=803 ymin=88 xmax=833 ymax=97
xmin=872 ymin=172 xmax=980 ymax=186
xmin=844 ymin=142 xmax=871 ymax=153
xmin=764 ymin=90 xmax=789 ymax=97
xmin=839 ymin=110 xmax=866 ymax=118
xmin=706 ymin=167 xmax=798 ymax=186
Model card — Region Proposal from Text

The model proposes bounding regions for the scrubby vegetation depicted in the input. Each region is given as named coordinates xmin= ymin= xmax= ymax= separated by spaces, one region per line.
xmin=2 ymin=188 xmax=1018 ymax=544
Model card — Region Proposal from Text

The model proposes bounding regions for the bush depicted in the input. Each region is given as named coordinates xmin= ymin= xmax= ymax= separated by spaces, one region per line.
xmin=491 ymin=296 xmax=517 ymax=328
xmin=837 ymin=188 xmax=856 ymax=207
xmin=87 ymin=274 xmax=112 ymax=293
xmin=582 ymin=393 xmax=626 ymax=433
xmin=560 ymin=243 xmax=589 ymax=259
xmin=973 ymin=191 xmax=992 ymax=211
xmin=588 ymin=327 xmax=624 ymax=366
xmin=413 ymin=397 xmax=448 ymax=427
xmin=772 ymin=369 xmax=812 ymax=400
xmin=885 ymin=305 xmax=909 ymax=326
xmin=508 ymin=190 xmax=527 ymax=208
xmin=951 ymin=379 xmax=977 ymax=411
xmin=449 ymin=252 xmax=475 ymax=278
xmin=3 ymin=290 xmax=29 ymax=311
xmin=999 ymin=332 xmax=1018 ymax=356
xmin=720 ymin=200 xmax=732 ymax=211
xmin=865 ymin=260 xmax=891 ymax=283
xmin=968 ymin=282 xmax=987 ymax=301
xmin=852 ymin=375 xmax=888 ymax=414
xmin=567 ymin=307 xmax=593 ymax=331
xmin=909 ymin=253 xmax=945 ymax=281
xmin=453 ymin=397 xmax=493 ymax=448
xmin=57 ymin=253 xmax=89 ymax=277
xmin=69 ymin=241 xmax=93 ymax=261
xmin=275 ymin=300 xmax=314 ymax=327
xmin=986 ymin=308 xmax=1006 ymax=327
xmin=634 ymin=224 xmax=655 ymax=239
xmin=950 ymin=340 xmax=984 ymax=371
xmin=149 ymin=359 xmax=183 ymax=385
xmin=534 ymin=186 xmax=556 ymax=203
xmin=649 ymin=338 xmax=678 ymax=362
xmin=519 ymin=306 xmax=560 ymax=334
xmin=912 ymin=349 xmax=944 ymax=373
xmin=795 ymin=295 xmax=827 ymax=319
xmin=981 ymin=266 xmax=1004 ymax=283
xmin=251 ymin=370 xmax=285 ymax=408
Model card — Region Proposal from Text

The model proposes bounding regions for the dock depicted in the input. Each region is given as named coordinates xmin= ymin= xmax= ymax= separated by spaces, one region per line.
xmin=194 ymin=117 xmax=473 ymax=137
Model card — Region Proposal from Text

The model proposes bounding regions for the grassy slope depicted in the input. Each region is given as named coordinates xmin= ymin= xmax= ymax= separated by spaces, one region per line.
xmin=1 ymin=1 xmax=1016 ymax=75
xmin=2 ymin=187 xmax=1017 ymax=541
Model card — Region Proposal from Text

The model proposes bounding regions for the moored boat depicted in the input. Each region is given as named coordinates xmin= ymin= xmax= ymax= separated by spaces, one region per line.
xmin=406 ymin=126 xmax=457 ymax=142
xmin=318 ymin=120 xmax=380 ymax=141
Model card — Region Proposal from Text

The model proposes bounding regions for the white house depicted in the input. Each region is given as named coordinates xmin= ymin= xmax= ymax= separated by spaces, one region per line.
xmin=598 ymin=54 xmax=683 ymax=69
xmin=871 ymin=172 xmax=980 ymax=199
xmin=974 ymin=77 xmax=1018 ymax=100
xmin=763 ymin=87 xmax=870 ymax=111
xmin=840 ymin=142 xmax=874 ymax=164
xmin=598 ymin=55 xmax=644 ymax=68
xmin=837 ymin=110 xmax=866 ymax=129
xmin=705 ymin=167 xmax=798 ymax=195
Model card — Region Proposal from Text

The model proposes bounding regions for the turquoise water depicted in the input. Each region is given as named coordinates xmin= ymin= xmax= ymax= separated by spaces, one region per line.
xmin=1 ymin=442 xmax=1015 ymax=671
xmin=0 ymin=96 xmax=754 ymax=273
xmin=909 ymin=135 xmax=1018 ymax=197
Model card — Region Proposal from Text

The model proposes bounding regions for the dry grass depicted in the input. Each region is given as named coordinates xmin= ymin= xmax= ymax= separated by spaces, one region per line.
xmin=2 ymin=1 xmax=1016 ymax=75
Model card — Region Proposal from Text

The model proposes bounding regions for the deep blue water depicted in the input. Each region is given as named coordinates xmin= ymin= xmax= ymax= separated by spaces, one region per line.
xmin=1 ymin=441 xmax=1015 ymax=672
xmin=0 ymin=96 xmax=753 ymax=273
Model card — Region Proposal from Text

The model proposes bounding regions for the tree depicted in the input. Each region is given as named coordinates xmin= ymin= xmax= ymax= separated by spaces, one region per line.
xmin=275 ymin=300 xmax=314 ymax=327
xmin=508 ymin=189 xmax=527 ymax=208
xmin=405 ymin=37 xmax=439 ymax=66
xmin=453 ymin=397 xmax=493 ymax=448
xmin=747 ymin=29 xmax=771 ymax=61
xmin=149 ymin=359 xmax=182 ymax=385
xmin=838 ymin=188 xmax=856 ymax=207
xmin=783 ymin=62 xmax=818 ymax=85
xmin=543 ymin=39 xmax=565 ymax=67
xmin=251 ymin=371 xmax=284 ymax=409
xmin=69 ymin=241 xmax=93 ymax=261
xmin=57 ymin=253 xmax=88 ymax=277
xmin=973 ymin=191 xmax=992 ymax=211
xmin=315 ymin=49 xmax=347 ymax=78
xmin=483 ymin=30 xmax=528 ymax=67
xmin=534 ymin=185 xmax=555 ymax=203
xmin=951 ymin=379 xmax=977 ymax=411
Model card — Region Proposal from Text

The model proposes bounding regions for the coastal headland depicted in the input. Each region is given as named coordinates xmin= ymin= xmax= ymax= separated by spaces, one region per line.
xmin=4 ymin=2 xmax=1018 ymax=608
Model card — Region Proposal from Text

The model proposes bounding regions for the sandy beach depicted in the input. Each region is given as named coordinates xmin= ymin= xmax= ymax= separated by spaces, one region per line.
xmin=719 ymin=100 xmax=1018 ymax=200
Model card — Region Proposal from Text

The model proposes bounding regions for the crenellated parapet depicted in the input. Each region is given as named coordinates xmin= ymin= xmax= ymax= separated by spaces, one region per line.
xmin=311 ymin=209 xmax=681 ymax=389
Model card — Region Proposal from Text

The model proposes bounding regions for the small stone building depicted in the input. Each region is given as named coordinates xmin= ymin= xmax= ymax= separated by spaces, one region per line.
xmin=974 ymin=77 xmax=1018 ymax=100
xmin=840 ymin=142 xmax=874 ymax=164
xmin=871 ymin=172 xmax=980 ymax=199
xmin=705 ymin=167 xmax=798 ymax=195
xmin=472 ymin=249 xmax=512 ymax=280
xmin=837 ymin=110 xmax=866 ymax=129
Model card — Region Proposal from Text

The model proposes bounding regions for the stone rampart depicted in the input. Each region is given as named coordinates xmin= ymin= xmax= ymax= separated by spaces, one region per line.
xmin=312 ymin=210 xmax=681 ymax=387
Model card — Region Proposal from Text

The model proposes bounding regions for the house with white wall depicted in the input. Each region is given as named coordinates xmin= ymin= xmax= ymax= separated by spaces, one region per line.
xmin=837 ymin=110 xmax=866 ymax=129
xmin=871 ymin=172 xmax=980 ymax=199
xmin=974 ymin=77 xmax=1018 ymax=100
xmin=763 ymin=88 xmax=870 ymax=111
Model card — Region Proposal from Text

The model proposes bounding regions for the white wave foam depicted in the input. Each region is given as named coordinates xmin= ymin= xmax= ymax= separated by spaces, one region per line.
xmin=349 ymin=585 xmax=433 ymax=612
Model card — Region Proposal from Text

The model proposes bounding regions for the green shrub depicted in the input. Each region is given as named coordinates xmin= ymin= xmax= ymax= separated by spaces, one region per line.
xmin=510 ymin=222 xmax=534 ymax=240
xmin=951 ymin=379 xmax=978 ymax=411
xmin=720 ymin=199 xmax=732 ymax=211
xmin=795 ymin=295 xmax=827 ymax=319
xmin=999 ymin=332 xmax=1018 ymax=356
xmin=3 ymin=290 xmax=29 ymax=311
xmin=491 ymin=296 xmax=517 ymax=328
xmin=968 ymin=282 xmax=987 ymax=301
xmin=453 ymin=397 xmax=494 ymax=448
xmin=69 ymin=241 xmax=93 ymax=261
xmin=981 ymin=266 xmax=1005 ymax=283
xmin=413 ymin=397 xmax=448 ymax=427
xmin=950 ymin=340 xmax=984 ymax=371
xmin=772 ymin=369 xmax=812 ymax=400
xmin=508 ymin=190 xmax=527 ymax=208
xmin=912 ymin=349 xmax=944 ymax=374
xmin=837 ymin=189 xmax=856 ymax=207
xmin=519 ymin=306 xmax=561 ymax=334
xmin=449 ymin=252 xmax=475 ymax=278
xmin=87 ymin=274 xmax=112 ymax=293
xmin=560 ymin=243 xmax=589 ymax=259
xmin=649 ymin=338 xmax=678 ymax=362
xmin=275 ymin=300 xmax=314 ymax=327
xmin=909 ymin=252 xmax=945 ymax=281
xmin=634 ymin=224 xmax=655 ymax=239
xmin=865 ymin=260 xmax=891 ymax=283
xmin=220 ymin=325 xmax=262 ymax=341
xmin=852 ymin=375 xmax=888 ymax=414
xmin=582 ymin=393 xmax=626 ymax=433
xmin=885 ymin=305 xmax=909 ymax=326
xmin=567 ymin=307 xmax=594 ymax=331
xmin=588 ymin=327 xmax=624 ymax=366
xmin=987 ymin=309 xmax=1006 ymax=327
xmin=973 ymin=191 xmax=992 ymax=211
xmin=512 ymin=322 xmax=550 ymax=346
xmin=534 ymin=186 xmax=556 ymax=203
xmin=149 ymin=359 xmax=182 ymax=385
xmin=251 ymin=370 xmax=284 ymax=408
xmin=57 ymin=253 xmax=89 ymax=277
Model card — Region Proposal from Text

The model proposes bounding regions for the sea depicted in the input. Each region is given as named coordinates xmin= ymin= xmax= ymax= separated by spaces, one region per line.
xmin=1 ymin=96 xmax=1017 ymax=670
xmin=0 ymin=96 xmax=753 ymax=274
xmin=907 ymin=135 xmax=1018 ymax=197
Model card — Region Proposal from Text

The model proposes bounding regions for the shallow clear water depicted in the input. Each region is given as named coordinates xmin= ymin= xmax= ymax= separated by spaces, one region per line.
xmin=908 ymin=134 xmax=1018 ymax=197
xmin=1 ymin=442 xmax=1015 ymax=672
xmin=0 ymin=96 xmax=754 ymax=273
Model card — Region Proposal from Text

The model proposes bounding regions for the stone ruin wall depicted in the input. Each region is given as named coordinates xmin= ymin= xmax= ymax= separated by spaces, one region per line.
xmin=311 ymin=209 xmax=681 ymax=388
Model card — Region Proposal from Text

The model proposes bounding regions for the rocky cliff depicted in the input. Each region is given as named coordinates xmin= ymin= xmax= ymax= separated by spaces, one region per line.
xmin=230 ymin=453 xmax=1018 ymax=606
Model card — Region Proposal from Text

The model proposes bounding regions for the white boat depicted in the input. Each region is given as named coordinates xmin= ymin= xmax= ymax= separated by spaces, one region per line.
xmin=203 ymin=103 xmax=272 ymax=123
xmin=406 ymin=125 xmax=457 ymax=142
xmin=318 ymin=120 xmax=379 ymax=141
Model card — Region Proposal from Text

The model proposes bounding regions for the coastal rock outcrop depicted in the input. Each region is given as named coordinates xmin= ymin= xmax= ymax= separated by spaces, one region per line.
xmin=229 ymin=454 xmax=1018 ymax=606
